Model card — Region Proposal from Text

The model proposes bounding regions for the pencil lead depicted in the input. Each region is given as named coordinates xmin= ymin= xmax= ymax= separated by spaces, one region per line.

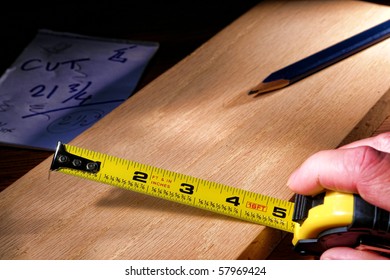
xmin=248 ymin=79 xmax=290 ymax=95
xmin=248 ymin=89 xmax=259 ymax=95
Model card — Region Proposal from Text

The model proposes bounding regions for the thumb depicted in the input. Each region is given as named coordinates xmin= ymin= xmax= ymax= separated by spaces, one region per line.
xmin=287 ymin=146 xmax=390 ymax=211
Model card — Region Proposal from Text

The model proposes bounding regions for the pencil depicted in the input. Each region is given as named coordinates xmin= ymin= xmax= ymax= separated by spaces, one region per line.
xmin=248 ymin=19 xmax=390 ymax=95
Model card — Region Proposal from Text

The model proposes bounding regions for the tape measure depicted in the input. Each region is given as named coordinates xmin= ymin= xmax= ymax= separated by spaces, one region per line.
xmin=50 ymin=141 xmax=296 ymax=233
xmin=50 ymin=141 xmax=390 ymax=256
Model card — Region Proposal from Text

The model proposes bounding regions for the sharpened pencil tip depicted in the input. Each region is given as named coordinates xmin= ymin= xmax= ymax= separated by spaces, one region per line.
xmin=248 ymin=89 xmax=259 ymax=95
xmin=248 ymin=79 xmax=290 ymax=96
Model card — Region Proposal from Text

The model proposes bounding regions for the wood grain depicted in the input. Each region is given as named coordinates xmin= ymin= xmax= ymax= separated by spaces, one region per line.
xmin=1 ymin=1 xmax=390 ymax=260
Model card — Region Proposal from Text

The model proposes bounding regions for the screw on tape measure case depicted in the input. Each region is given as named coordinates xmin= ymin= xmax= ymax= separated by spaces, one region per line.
xmin=51 ymin=142 xmax=390 ymax=257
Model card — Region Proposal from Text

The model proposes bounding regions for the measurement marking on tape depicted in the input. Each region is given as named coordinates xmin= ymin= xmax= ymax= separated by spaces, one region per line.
xmin=50 ymin=142 xmax=296 ymax=233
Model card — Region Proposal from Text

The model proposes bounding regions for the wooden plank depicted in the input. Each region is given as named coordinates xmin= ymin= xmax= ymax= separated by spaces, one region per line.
xmin=1 ymin=1 xmax=390 ymax=260
xmin=340 ymin=87 xmax=390 ymax=145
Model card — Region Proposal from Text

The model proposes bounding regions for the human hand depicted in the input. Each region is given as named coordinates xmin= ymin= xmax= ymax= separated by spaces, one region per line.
xmin=287 ymin=132 xmax=390 ymax=260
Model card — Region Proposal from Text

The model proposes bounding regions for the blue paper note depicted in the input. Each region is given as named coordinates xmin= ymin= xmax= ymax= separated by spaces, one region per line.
xmin=0 ymin=29 xmax=158 ymax=150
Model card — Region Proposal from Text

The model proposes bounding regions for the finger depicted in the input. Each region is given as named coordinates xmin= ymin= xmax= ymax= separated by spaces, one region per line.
xmin=287 ymin=146 xmax=390 ymax=211
xmin=340 ymin=132 xmax=390 ymax=153
xmin=287 ymin=148 xmax=365 ymax=194
xmin=320 ymin=247 xmax=389 ymax=260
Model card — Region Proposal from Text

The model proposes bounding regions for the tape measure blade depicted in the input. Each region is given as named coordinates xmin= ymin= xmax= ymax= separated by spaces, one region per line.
xmin=52 ymin=143 xmax=296 ymax=233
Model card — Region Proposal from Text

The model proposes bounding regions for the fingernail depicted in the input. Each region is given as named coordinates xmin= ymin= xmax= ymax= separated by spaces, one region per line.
xmin=287 ymin=170 xmax=298 ymax=187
